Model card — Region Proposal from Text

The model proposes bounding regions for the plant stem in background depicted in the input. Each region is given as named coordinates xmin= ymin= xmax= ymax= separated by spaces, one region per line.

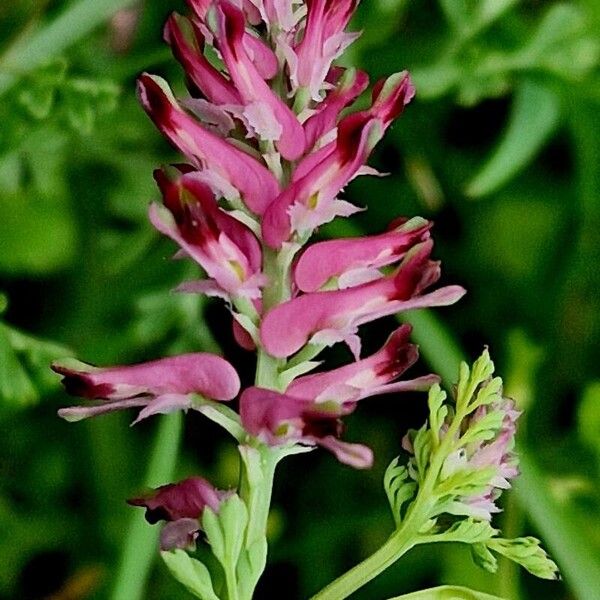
xmin=111 ymin=412 xmax=182 ymax=600
xmin=0 ymin=0 xmax=137 ymax=95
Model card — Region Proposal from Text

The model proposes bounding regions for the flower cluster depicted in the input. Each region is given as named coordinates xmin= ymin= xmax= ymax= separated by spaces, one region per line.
xmin=54 ymin=0 xmax=464 ymax=558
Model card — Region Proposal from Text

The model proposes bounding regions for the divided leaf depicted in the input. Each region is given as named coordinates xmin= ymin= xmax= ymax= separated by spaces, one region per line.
xmin=487 ymin=537 xmax=560 ymax=580
xmin=384 ymin=457 xmax=417 ymax=526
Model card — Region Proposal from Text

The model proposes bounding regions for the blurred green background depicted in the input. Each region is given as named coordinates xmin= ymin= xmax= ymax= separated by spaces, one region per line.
xmin=1 ymin=0 xmax=599 ymax=598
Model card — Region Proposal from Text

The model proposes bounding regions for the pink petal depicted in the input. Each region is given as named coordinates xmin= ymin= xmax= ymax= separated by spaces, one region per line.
xmin=303 ymin=67 xmax=369 ymax=150
xmin=216 ymin=2 xmax=305 ymax=159
xmin=242 ymin=33 xmax=279 ymax=80
xmin=261 ymin=118 xmax=381 ymax=248
xmin=294 ymin=218 xmax=431 ymax=292
xmin=131 ymin=393 xmax=192 ymax=425
xmin=128 ymin=476 xmax=222 ymax=521
xmin=288 ymin=325 xmax=417 ymax=398
xmin=293 ymin=0 xmax=360 ymax=100
xmin=58 ymin=398 xmax=149 ymax=422
xmin=160 ymin=518 xmax=200 ymax=551
xmin=239 ymin=386 xmax=306 ymax=442
xmin=54 ymin=353 xmax=241 ymax=401
xmin=164 ymin=14 xmax=241 ymax=105
xmin=137 ymin=73 xmax=280 ymax=214
xmin=317 ymin=436 xmax=373 ymax=469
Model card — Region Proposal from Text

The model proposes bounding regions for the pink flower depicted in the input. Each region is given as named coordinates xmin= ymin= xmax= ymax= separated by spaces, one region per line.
xmin=285 ymin=0 xmax=360 ymax=101
xmin=240 ymin=386 xmax=374 ymax=468
xmin=240 ymin=325 xmax=438 ymax=469
xmin=137 ymin=73 xmax=280 ymax=215
xmin=287 ymin=324 xmax=439 ymax=402
xmin=214 ymin=1 xmax=306 ymax=159
xmin=186 ymin=0 xmax=278 ymax=79
xmin=164 ymin=14 xmax=241 ymax=106
xmin=128 ymin=476 xmax=226 ymax=550
xmin=261 ymin=240 xmax=466 ymax=358
xmin=53 ymin=353 xmax=240 ymax=424
xmin=261 ymin=72 xmax=415 ymax=248
xmin=150 ymin=165 xmax=266 ymax=300
xmin=294 ymin=217 xmax=431 ymax=292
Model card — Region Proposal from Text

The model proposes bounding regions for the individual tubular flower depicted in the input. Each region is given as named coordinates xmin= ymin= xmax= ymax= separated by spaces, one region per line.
xmin=261 ymin=71 xmax=415 ymax=248
xmin=150 ymin=165 xmax=266 ymax=300
xmin=53 ymin=353 xmax=240 ymax=424
xmin=261 ymin=240 xmax=466 ymax=358
xmin=294 ymin=216 xmax=431 ymax=292
xmin=241 ymin=325 xmax=437 ymax=468
xmin=287 ymin=324 xmax=439 ymax=401
xmin=128 ymin=477 xmax=226 ymax=550
xmin=186 ymin=0 xmax=278 ymax=79
xmin=214 ymin=1 xmax=306 ymax=159
xmin=164 ymin=14 xmax=242 ymax=106
xmin=240 ymin=386 xmax=374 ymax=468
xmin=137 ymin=73 xmax=280 ymax=215
xmin=285 ymin=0 xmax=360 ymax=101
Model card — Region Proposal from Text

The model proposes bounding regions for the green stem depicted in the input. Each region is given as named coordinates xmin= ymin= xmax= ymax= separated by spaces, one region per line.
xmin=0 ymin=0 xmax=138 ymax=95
xmin=225 ymin=563 xmax=241 ymax=600
xmin=111 ymin=412 xmax=183 ymax=600
xmin=310 ymin=522 xmax=420 ymax=600
xmin=244 ymin=449 xmax=279 ymax=547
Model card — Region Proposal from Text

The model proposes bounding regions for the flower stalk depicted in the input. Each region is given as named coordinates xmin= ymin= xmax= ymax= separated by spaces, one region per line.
xmin=52 ymin=1 xmax=558 ymax=598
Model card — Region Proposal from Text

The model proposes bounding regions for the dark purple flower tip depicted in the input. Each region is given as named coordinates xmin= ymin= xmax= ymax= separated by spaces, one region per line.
xmin=127 ymin=476 xmax=223 ymax=524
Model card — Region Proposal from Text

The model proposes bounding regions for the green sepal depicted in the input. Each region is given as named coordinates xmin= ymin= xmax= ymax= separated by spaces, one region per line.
xmin=161 ymin=550 xmax=220 ymax=600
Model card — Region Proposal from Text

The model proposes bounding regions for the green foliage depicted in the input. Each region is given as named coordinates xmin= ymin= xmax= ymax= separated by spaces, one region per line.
xmin=466 ymin=80 xmax=561 ymax=198
xmin=388 ymin=584 xmax=504 ymax=600
xmin=486 ymin=537 xmax=559 ymax=580
xmin=384 ymin=458 xmax=417 ymax=526
xmin=0 ymin=297 xmax=71 ymax=407
xmin=162 ymin=550 xmax=220 ymax=600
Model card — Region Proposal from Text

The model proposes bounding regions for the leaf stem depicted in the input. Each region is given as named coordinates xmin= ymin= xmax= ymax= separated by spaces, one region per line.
xmin=310 ymin=520 xmax=421 ymax=600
